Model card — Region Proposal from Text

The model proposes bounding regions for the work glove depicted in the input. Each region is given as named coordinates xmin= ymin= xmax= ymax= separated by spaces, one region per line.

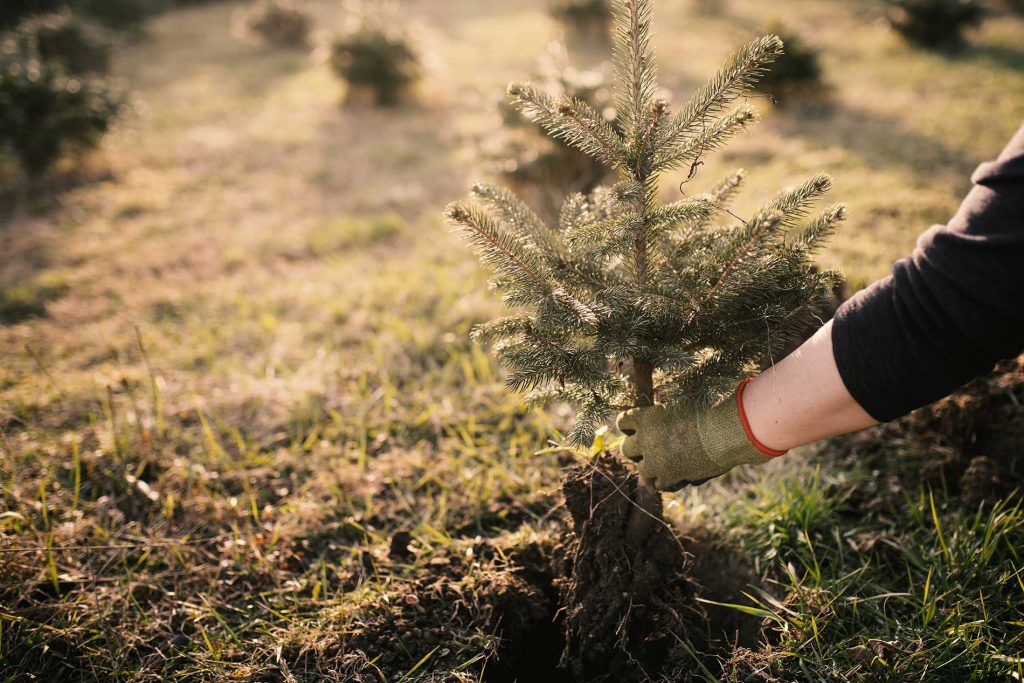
xmin=616 ymin=380 xmax=785 ymax=491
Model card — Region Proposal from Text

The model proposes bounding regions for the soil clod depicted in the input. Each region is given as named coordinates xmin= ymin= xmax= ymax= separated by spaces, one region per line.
xmin=558 ymin=452 xmax=703 ymax=682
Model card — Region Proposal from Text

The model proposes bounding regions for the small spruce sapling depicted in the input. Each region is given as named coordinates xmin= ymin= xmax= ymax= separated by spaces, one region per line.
xmin=73 ymin=0 xmax=162 ymax=34
xmin=330 ymin=3 xmax=419 ymax=107
xmin=0 ymin=0 xmax=65 ymax=30
xmin=0 ymin=53 xmax=123 ymax=177
xmin=7 ymin=11 xmax=112 ymax=75
xmin=242 ymin=0 xmax=311 ymax=49
xmin=550 ymin=0 xmax=612 ymax=46
xmin=448 ymin=0 xmax=845 ymax=450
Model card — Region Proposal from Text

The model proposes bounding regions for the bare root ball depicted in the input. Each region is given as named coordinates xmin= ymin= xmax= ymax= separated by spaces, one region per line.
xmin=558 ymin=453 xmax=706 ymax=682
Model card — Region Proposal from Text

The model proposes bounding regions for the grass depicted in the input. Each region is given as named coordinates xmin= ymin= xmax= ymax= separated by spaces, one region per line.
xmin=706 ymin=462 xmax=1024 ymax=680
xmin=1 ymin=0 xmax=1023 ymax=680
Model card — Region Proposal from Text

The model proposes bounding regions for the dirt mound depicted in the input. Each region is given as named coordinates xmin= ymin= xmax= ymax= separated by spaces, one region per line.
xmin=313 ymin=534 xmax=568 ymax=682
xmin=835 ymin=355 xmax=1024 ymax=506
xmin=558 ymin=452 xmax=705 ymax=682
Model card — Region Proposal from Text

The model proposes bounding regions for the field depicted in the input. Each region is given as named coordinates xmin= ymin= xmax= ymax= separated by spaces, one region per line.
xmin=2 ymin=0 xmax=1024 ymax=680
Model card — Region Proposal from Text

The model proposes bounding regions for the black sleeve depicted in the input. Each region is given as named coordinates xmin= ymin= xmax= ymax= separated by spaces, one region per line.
xmin=831 ymin=123 xmax=1024 ymax=423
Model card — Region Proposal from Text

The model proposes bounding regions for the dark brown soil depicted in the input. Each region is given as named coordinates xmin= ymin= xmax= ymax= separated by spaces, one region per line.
xmin=557 ymin=452 xmax=705 ymax=683
xmin=311 ymin=534 xmax=571 ymax=682
xmin=681 ymin=524 xmax=765 ymax=652
xmin=315 ymin=453 xmax=778 ymax=682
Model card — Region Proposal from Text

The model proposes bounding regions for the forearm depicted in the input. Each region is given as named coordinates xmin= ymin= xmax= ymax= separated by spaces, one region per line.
xmin=831 ymin=124 xmax=1024 ymax=421
xmin=743 ymin=319 xmax=877 ymax=451
xmin=744 ymin=124 xmax=1024 ymax=452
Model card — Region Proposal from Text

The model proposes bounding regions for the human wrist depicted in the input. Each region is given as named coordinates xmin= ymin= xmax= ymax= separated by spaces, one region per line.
xmin=736 ymin=378 xmax=788 ymax=457
xmin=742 ymin=321 xmax=879 ymax=450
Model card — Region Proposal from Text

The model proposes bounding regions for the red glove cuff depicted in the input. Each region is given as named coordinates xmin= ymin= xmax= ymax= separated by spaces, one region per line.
xmin=736 ymin=378 xmax=788 ymax=458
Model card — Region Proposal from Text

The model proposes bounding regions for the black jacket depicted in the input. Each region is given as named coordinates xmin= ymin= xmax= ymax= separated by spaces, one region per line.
xmin=832 ymin=123 xmax=1024 ymax=422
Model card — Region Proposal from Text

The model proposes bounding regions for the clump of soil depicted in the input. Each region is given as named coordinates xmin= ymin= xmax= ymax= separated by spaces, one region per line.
xmin=317 ymin=534 xmax=569 ymax=682
xmin=557 ymin=452 xmax=705 ymax=682
xmin=835 ymin=356 xmax=1024 ymax=506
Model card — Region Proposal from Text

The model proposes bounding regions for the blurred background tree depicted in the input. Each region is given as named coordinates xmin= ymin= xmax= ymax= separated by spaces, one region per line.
xmin=885 ymin=0 xmax=987 ymax=49
xmin=0 ymin=54 xmax=122 ymax=178
xmin=329 ymin=2 xmax=419 ymax=106
xmin=0 ymin=0 xmax=66 ymax=29
xmin=73 ymin=0 xmax=164 ymax=33
xmin=241 ymin=0 xmax=311 ymax=49
xmin=6 ymin=10 xmax=111 ymax=74
xmin=693 ymin=0 xmax=726 ymax=14
xmin=754 ymin=22 xmax=823 ymax=102
xmin=549 ymin=0 xmax=612 ymax=49
xmin=486 ymin=42 xmax=617 ymax=221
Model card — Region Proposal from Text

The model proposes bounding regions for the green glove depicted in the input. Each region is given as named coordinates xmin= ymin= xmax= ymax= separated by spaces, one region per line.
xmin=616 ymin=388 xmax=778 ymax=491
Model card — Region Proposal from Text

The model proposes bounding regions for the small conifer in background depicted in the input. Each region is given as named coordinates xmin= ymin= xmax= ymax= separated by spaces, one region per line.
xmin=7 ymin=11 xmax=111 ymax=74
xmin=885 ymin=0 xmax=986 ymax=49
xmin=1 ymin=0 xmax=65 ymax=30
xmin=74 ymin=0 xmax=163 ymax=34
xmin=329 ymin=4 xmax=418 ymax=106
xmin=242 ymin=0 xmax=310 ymax=49
xmin=2 ymin=0 xmax=161 ymax=34
xmin=754 ymin=22 xmax=823 ymax=101
xmin=0 ymin=53 xmax=122 ymax=178
xmin=693 ymin=0 xmax=725 ymax=14
xmin=550 ymin=0 xmax=612 ymax=45
xmin=487 ymin=43 xmax=617 ymax=219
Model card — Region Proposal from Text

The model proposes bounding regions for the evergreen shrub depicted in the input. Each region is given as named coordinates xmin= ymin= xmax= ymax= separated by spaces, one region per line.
xmin=243 ymin=0 xmax=310 ymax=48
xmin=448 ymin=0 xmax=845 ymax=444
xmin=329 ymin=20 xmax=418 ymax=106
xmin=693 ymin=0 xmax=724 ymax=14
xmin=886 ymin=0 xmax=986 ymax=48
xmin=0 ymin=54 xmax=122 ymax=176
xmin=489 ymin=43 xmax=617 ymax=216
xmin=74 ymin=0 xmax=163 ymax=32
xmin=754 ymin=23 xmax=822 ymax=98
xmin=8 ymin=11 xmax=111 ymax=74
xmin=0 ymin=0 xmax=65 ymax=30
xmin=552 ymin=0 xmax=606 ymax=26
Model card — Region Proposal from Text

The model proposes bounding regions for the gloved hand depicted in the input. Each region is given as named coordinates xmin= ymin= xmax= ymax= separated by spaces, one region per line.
xmin=616 ymin=381 xmax=785 ymax=491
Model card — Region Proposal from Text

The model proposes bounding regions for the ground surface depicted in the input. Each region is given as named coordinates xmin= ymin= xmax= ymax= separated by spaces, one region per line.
xmin=1 ymin=0 xmax=1023 ymax=680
